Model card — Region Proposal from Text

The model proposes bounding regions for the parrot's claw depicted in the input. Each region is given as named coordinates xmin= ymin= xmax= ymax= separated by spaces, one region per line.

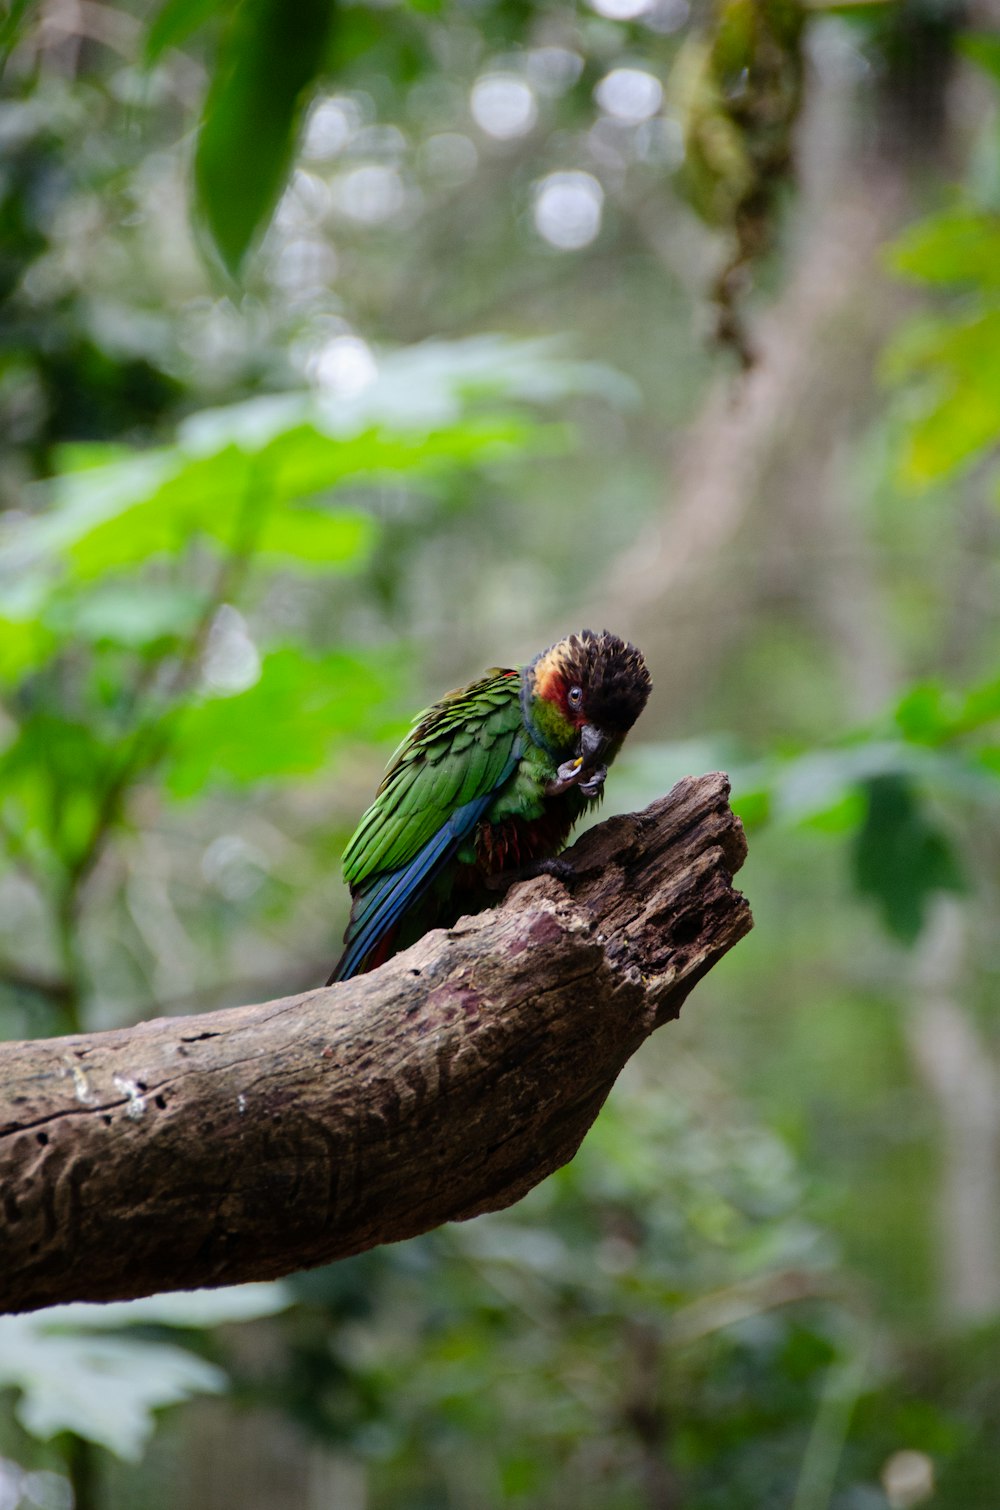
xmin=578 ymin=765 xmax=607 ymax=799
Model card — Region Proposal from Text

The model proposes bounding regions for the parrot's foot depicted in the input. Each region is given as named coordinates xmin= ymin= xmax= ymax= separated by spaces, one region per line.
xmin=578 ymin=764 xmax=607 ymax=799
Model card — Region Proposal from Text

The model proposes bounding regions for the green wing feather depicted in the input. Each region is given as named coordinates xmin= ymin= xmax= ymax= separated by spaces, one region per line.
xmin=342 ymin=669 xmax=524 ymax=889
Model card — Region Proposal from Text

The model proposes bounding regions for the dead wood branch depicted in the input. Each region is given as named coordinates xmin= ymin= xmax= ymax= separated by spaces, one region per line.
xmin=0 ymin=773 xmax=751 ymax=1314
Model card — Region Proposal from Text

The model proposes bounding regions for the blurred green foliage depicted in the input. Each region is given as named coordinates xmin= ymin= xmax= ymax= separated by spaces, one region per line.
xmin=3 ymin=1 xmax=1000 ymax=1509
xmin=0 ymin=333 xmax=603 ymax=1022
xmin=275 ymin=1081 xmax=847 ymax=1510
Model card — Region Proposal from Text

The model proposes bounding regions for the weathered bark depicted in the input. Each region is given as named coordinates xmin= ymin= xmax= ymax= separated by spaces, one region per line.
xmin=0 ymin=773 xmax=751 ymax=1314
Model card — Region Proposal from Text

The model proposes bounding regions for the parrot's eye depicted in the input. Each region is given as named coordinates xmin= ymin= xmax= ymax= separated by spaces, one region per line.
xmin=567 ymin=685 xmax=583 ymax=709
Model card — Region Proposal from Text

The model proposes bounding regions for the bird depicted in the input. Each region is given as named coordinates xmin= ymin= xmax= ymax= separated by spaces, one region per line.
xmin=327 ymin=628 xmax=651 ymax=983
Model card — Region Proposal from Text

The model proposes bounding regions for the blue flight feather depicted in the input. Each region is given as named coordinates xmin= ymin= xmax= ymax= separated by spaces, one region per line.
xmin=329 ymin=754 xmax=517 ymax=983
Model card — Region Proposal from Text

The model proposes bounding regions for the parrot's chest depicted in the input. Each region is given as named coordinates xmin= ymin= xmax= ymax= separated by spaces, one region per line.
xmin=472 ymin=800 xmax=579 ymax=875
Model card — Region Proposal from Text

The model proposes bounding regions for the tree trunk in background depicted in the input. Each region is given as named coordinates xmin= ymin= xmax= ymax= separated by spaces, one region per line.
xmin=908 ymin=903 xmax=1000 ymax=1322
xmin=598 ymin=12 xmax=1000 ymax=1326
xmin=598 ymin=22 xmax=921 ymax=723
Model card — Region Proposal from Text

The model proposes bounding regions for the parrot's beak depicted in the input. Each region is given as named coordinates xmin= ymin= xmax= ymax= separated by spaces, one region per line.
xmin=578 ymin=723 xmax=609 ymax=772
xmin=545 ymin=725 xmax=610 ymax=797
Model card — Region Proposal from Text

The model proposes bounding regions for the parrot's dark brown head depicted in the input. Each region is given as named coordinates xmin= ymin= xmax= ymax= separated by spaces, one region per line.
xmin=524 ymin=629 xmax=651 ymax=794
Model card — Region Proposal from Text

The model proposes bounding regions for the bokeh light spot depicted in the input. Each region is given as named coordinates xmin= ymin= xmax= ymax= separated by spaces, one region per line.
xmin=308 ymin=334 xmax=378 ymax=399
xmin=644 ymin=0 xmax=690 ymax=32
xmin=470 ymin=74 xmax=538 ymax=140
xmin=302 ymin=96 xmax=363 ymax=160
xmin=334 ymin=165 xmax=406 ymax=225
xmin=881 ymin=1451 xmax=935 ymax=1510
xmin=203 ymin=607 xmax=261 ymax=696
xmin=532 ymin=171 xmax=604 ymax=251
xmin=594 ymin=67 xmax=664 ymax=124
xmin=587 ymin=0 xmax=654 ymax=18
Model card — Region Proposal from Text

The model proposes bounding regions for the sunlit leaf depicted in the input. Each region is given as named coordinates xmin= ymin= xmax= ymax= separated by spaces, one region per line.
xmin=890 ymin=209 xmax=1000 ymax=289
xmin=0 ymin=1324 xmax=224 ymax=1459
xmin=44 ymin=582 xmax=205 ymax=648
xmin=319 ymin=335 xmax=639 ymax=432
xmin=0 ymin=616 xmax=53 ymax=684
xmin=893 ymin=680 xmax=953 ymax=744
xmin=51 ymin=442 xmax=134 ymax=473
xmin=48 ymin=1280 xmax=295 ymax=1331
xmin=0 ymin=1285 xmax=293 ymax=1458
xmin=884 ymin=309 xmax=1000 ymax=484
xmin=801 ymin=787 xmax=865 ymax=834
xmin=255 ymin=506 xmax=375 ymax=568
xmin=903 ymin=385 xmax=1000 ymax=484
xmin=885 ymin=309 xmax=1000 ymax=386
xmin=165 ymin=647 xmax=403 ymax=797
xmin=0 ymin=452 xmax=174 ymax=583
xmin=3 ymin=341 xmax=581 ymax=589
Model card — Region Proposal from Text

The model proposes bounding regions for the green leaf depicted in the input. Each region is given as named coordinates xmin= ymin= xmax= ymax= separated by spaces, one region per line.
xmin=730 ymin=785 xmax=770 ymax=829
xmin=890 ymin=209 xmax=1000 ymax=289
xmin=0 ymin=339 xmax=602 ymax=607
xmin=884 ymin=309 xmax=1000 ymax=485
xmin=894 ymin=675 xmax=1000 ymax=744
xmin=904 ymin=384 xmax=1000 ymax=485
xmin=255 ymin=506 xmax=376 ymax=568
xmin=44 ymin=582 xmax=205 ymax=649
xmin=0 ymin=0 xmax=34 ymax=76
xmin=164 ymin=647 xmax=402 ymax=797
xmin=739 ymin=738 xmax=1000 ymax=844
xmin=6 ymin=441 xmax=357 ymax=583
xmin=851 ymin=774 xmax=964 ymax=943
xmin=193 ymin=0 xmax=336 ymax=274
xmin=144 ymin=0 xmax=218 ymax=64
xmin=959 ymin=32 xmax=1000 ymax=88
xmin=0 ymin=615 xmax=53 ymax=685
xmin=0 ymin=714 xmax=115 ymax=865
xmin=958 ymin=673 xmax=1000 ymax=734
xmin=893 ymin=681 xmax=953 ymax=744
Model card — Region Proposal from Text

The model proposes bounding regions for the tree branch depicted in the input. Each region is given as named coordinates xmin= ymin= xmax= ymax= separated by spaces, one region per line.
xmin=0 ymin=773 xmax=751 ymax=1315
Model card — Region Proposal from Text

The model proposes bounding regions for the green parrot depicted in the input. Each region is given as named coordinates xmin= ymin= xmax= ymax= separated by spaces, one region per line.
xmin=328 ymin=629 xmax=651 ymax=982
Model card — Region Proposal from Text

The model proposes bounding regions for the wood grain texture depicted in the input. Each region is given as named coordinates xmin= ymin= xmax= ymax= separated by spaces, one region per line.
xmin=0 ymin=773 xmax=751 ymax=1314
